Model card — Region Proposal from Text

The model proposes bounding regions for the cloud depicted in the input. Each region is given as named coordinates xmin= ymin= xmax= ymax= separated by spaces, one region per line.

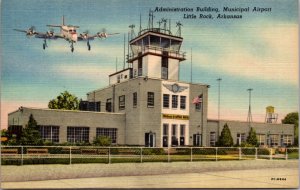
xmin=52 ymin=64 xmax=113 ymax=82
xmin=184 ymin=23 xmax=298 ymax=85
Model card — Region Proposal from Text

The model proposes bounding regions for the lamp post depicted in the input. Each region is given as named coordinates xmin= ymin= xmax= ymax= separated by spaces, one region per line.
xmin=217 ymin=78 xmax=222 ymax=135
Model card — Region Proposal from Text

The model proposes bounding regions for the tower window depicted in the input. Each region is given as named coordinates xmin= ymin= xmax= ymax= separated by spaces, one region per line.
xmin=119 ymin=95 xmax=125 ymax=110
xmin=147 ymin=92 xmax=154 ymax=107
xmin=133 ymin=92 xmax=137 ymax=107
xmin=138 ymin=55 xmax=143 ymax=76
xmin=106 ymin=99 xmax=112 ymax=112
xmin=161 ymin=51 xmax=168 ymax=80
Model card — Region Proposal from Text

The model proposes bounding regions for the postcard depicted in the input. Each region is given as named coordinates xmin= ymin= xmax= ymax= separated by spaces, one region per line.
xmin=1 ymin=0 xmax=299 ymax=189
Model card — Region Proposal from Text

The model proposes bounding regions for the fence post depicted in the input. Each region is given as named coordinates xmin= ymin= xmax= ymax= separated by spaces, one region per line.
xmin=168 ymin=147 xmax=170 ymax=163
xmin=21 ymin=146 xmax=24 ymax=166
xmin=190 ymin=147 xmax=193 ymax=162
xmin=215 ymin=147 xmax=218 ymax=161
xmin=69 ymin=146 xmax=72 ymax=165
xmin=239 ymin=147 xmax=241 ymax=160
xmin=108 ymin=147 xmax=111 ymax=164
xmin=255 ymin=148 xmax=258 ymax=160
xmin=140 ymin=147 xmax=143 ymax=163
xmin=269 ymin=148 xmax=272 ymax=160
xmin=285 ymin=148 xmax=288 ymax=160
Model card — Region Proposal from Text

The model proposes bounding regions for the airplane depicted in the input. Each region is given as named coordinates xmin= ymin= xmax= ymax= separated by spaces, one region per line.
xmin=13 ymin=16 xmax=120 ymax=52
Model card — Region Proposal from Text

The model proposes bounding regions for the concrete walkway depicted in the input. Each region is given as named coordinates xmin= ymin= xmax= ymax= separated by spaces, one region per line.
xmin=1 ymin=160 xmax=299 ymax=188
xmin=2 ymin=168 xmax=299 ymax=189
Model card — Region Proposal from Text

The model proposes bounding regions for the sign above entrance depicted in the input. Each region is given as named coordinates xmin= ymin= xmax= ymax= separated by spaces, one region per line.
xmin=162 ymin=114 xmax=189 ymax=120
xmin=163 ymin=83 xmax=188 ymax=93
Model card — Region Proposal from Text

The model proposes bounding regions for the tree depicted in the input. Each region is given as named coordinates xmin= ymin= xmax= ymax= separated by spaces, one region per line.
xmin=48 ymin=91 xmax=79 ymax=110
xmin=246 ymin=127 xmax=258 ymax=146
xmin=217 ymin=123 xmax=233 ymax=147
xmin=20 ymin=114 xmax=43 ymax=145
xmin=93 ymin=136 xmax=112 ymax=146
xmin=282 ymin=112 xmax=298 ymax=146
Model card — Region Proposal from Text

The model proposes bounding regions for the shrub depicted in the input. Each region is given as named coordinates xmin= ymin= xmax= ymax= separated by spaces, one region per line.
xmin=217 ymin=123 xmax=233 ymax=147
xmin=93 ymin=136 xmax=112 ymax=146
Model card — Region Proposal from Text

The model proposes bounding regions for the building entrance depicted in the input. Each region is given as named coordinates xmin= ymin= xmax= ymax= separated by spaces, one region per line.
xmin=145 ymin=132 xmax=156 ymax=147
xmin=193 ymin=134 xmax=201 ymax=146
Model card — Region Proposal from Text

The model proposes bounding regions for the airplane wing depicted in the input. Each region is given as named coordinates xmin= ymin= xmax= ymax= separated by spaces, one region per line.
xmin=34 ymin=32 xmax=63 ymax=39
xmin=77 ymin=36 xmax=95 ymax=41
xmin=107 ymin=33 xmax=120 ymax=36
xmin=46 ymin=25 xmax=61 ymax=28
xmin=13 ymin=29 xmax=28 ymax=33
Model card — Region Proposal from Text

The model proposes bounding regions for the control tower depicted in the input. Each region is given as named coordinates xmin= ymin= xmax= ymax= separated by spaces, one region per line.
xmin=109 ymin=12 xmax=186 ymax=85
xmin=127 ymin=21 xmax=186 ymax=81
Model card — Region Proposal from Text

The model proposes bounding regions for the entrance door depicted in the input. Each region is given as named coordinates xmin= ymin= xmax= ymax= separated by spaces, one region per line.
xmin=145 ymin=133 xmax=156 ymax=147
xmin=180 ymin=137 xmax=185 ymax=146
xmin=163 ymin=136 xmax=168 ymax=147
xmin=193 ymin=134 xmax=201 ymax=146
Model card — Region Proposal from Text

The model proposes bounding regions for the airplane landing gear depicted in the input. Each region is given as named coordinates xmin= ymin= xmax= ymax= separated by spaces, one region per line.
xmin=70 ymin=42 xmax=74 ymax=52
xmin=87 ymin=41 xmax=91 ymax=51
xmin=43 ymin=38 xmax=47 ymax=50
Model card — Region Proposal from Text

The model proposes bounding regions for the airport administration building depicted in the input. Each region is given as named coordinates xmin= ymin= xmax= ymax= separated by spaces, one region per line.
xmin=8 ymin=23 xmax=294 ymax=147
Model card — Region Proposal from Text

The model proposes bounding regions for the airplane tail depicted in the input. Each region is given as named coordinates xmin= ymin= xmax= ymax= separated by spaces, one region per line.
xmin=62 ymin=15 xmax=65 ymax=25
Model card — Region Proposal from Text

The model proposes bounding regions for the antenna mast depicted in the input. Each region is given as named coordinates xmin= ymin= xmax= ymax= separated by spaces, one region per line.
xmin=190 ymin=48 xmax=193 ymax=83
xmin=176 ymin=21 xmax=182 ymax=37
xmin=123 ymin=34 xmax=126 ymax=69
xmin=247 ymin=88 xmax=253 ymax=126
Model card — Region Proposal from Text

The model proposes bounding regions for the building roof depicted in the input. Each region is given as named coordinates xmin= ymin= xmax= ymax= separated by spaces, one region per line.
xmin=87 ymin=76 xmax=209 ymax=95
xmin=8 ymin=107 xmax=125 ymax=116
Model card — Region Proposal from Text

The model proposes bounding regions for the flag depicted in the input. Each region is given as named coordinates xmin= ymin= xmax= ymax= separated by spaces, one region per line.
xmin=193 ymin=94 xmax=203 ymax=104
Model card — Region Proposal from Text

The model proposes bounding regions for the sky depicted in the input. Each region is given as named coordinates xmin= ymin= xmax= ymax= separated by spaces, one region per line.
xmin=1 ymin=0 xmax=298 ymax=129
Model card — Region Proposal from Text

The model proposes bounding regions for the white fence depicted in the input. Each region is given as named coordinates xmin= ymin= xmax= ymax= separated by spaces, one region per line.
xmin=1 ymin=146 xmax=298 ymax=165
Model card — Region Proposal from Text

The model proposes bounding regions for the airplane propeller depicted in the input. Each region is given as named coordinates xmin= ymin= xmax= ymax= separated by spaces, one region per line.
xmin=13 ymin=26 xmax=37 ymax=37
xmin=96 ymin=28 xmax=119 ymax=39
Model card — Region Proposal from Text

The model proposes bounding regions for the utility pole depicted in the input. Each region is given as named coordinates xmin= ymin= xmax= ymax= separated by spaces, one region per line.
xmin=247 ymin=88 xmax=253 ymax=127
xmin=217 ymin=78 xmax=222 ymax=135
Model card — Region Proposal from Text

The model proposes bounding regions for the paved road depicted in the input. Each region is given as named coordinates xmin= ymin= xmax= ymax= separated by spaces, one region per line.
xmin=1 ymin=160 xmax=299 ymax=189
xmin=2 ymin=168 xmax=298 ymax=189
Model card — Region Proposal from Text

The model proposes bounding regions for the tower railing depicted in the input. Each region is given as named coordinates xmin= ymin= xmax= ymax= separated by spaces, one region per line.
xmin=127 ymin=45 xmax=186 ymax=62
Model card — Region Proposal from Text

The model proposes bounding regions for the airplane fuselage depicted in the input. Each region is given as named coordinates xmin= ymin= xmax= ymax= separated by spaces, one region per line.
xmin=61 ymin=25 xmax=78 ymax=43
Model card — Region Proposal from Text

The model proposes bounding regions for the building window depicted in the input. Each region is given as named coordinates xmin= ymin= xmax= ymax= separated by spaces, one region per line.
xmin=138 ymin=56 xmax=143 ymax=76
xmin=163 ymin=124 xmax=169 ymax=147
xmin=119 ymin=95 xmax=125 ymax=110
xmin=147 ymin=92 xmax=154 ymax=107
xmin=39 ymin=125 xmax=59 ymax=143
xmin=257 ymin=134 xmax=266 ymax=146
xmin=210 ymin=132 xmax=216 ymax=146
xmin=96 ymin=128 xmax=117 ymax=144
xmin=163 ymin=124 xmax=169 ymax=136
xmin=180 ymin=125 xmax=185 ymax=137
xmin=172 ymin=95 xmax=178 ymax=109
xmin=8 ymin=125 xmax=22 ymax=140
xmin=269 ymin=134 xmax=279 ymax=146
xmin=281 ymin=135 xmax=292 ymax=146
xmin=236 ymin=133 xmax=246 ymax=145
xmin=163 ymin=94 xmax=169 ymax=108
xmin=67 ymin=127 xmax=89 ymax=143
xmin=106 ymin=98 xmax=112 ymax=112
xmin=171 ymin=124 xmax=178 ymax=146
xmin=180 ymin=96 xmax=186 ymax=110
xmin=133 ymin=92 xmax=137 ymax=107
xmin=161 ymin=51 xmax=168 ymax=80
